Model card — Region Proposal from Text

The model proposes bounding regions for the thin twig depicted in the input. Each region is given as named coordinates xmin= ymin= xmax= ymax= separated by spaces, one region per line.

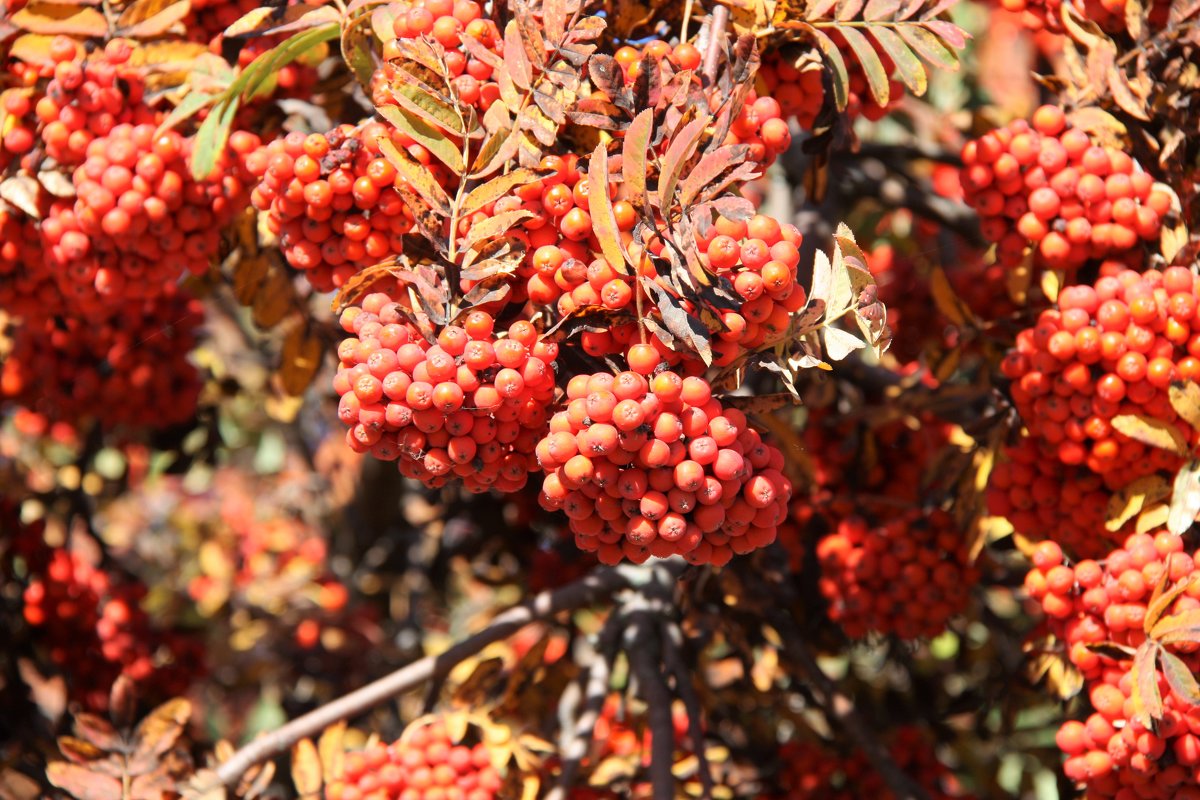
xmin=214 ymin=567 xmax=632 ymax=788
xmin=768 ymin=611 xmax=933 ymax=800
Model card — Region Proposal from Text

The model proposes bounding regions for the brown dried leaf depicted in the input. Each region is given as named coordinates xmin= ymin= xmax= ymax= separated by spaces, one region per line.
xmin=46 ymin=764 xmax=122 ymax=800
xmin=279 ymin=325 xmax=324 ymax=396
xmin=129 ymin=698 xmax=190 ymax=773
xmin=657 ymin=113 xmax=707 ymax=211
xmin=251 ymin=268 xmax=294 ymax=329
xmin=376 ymin=134 xmax=453 ymax=216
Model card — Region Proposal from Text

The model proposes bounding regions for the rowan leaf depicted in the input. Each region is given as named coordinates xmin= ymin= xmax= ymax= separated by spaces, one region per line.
xmin=1169 ymin=460 xmax=1200 ymax=536
xmin=1170 ymin=382 xmax=1200 ymax=431
xmin=622 ymin=109 xmax=653 ymax=216
xmin=1111 ymin=414 xmax=1190 ymax=455
xmin=808 ymin=28 xmax=850 ymax=109
xmin=1130 ymin=641 xmax=1164 ymax=728
xmin=503 ymin=21 xmax=533 ymax=90
xmin=129 ymin=698 xmax=190 ymax=772
xmin=460 ymin=168 xmax=550 ymax=217
xmin=12 ymin=4 xmax=107 ymax=36
xmin=291 ymin=738 xmax=322 ymax=799
xmin=639 ymin=277 xmax=713 ymax=366
xmin=317 ymin=722 xmax=346 ymax=784
xmin=824 ymin=326 xmax=866 ymax=361
xmin=896 ymin=22 xmax=959 ymax=70
xmin=658 ymin=114 xmax=707 ymax=212
xmin=375 ymin=136 xmax=452 ymax=218
xmin=279 ymin=325 xmax=324 ymax=396
xmin=868 ymin=25 xmax=926 ymax=95
xmin=463 ymin=210 xmax=535 ymax=256
xmin=1107 ymin=475 xmax=1171 ymax=532
xmin=46 ymin=764 xmax=122 ymax=800
xmin=1162 ymin=650 xmax=1200 ymax=706
xmin=390 ymin=82 xmax=470 ymax=135
xmin=116 ymin=0 xmax=190 ymax=37
xmin=377 ymin=104 xmax=465 ymax=177
xmin=835 ymin=27 xmax=890 ymax=107
xmin=588 ymin=144 xmax=629 ymax=276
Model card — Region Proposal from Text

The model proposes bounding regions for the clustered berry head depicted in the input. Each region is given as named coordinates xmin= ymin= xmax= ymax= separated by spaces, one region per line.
xmin=536 ymin=349 xmax=792 ymax=566
xmin=335 ymin=296 xmax=558 ymax=493
xmin=987 ymin=434 xmax=1127 ymax=559
xmin=325 ymin=716 xmax=503 ymax=800
xmin=20 ymin=547 xmax=199 ymax=711
xmin=815 ymin=510 xmax=978 ymax=639
xmin=759 ymin=51 xmax=826 ymax=131
xmin=961 ymin=105 xmax=1171 ymax=278
xmin=1001 ymin=267 xmax=1200 ymax=486
xmin=773 ymin=727 xmax=973 ymax=799
xmin=248 ymin=124 xmax=417 ymax=292
xmin=0 ymin=293 xmax=204 ymax=431
xmin=1026 ymin=532 xmax=1200 ymax=797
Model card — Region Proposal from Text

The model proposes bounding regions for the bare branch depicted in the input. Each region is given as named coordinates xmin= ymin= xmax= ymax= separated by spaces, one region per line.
xmin=214 ymin=566 xmax=632 ymax=788
xmin=661 ymin=619 xmax=712 ymax=799
xmin=628 ymin=611 xmax=674 ymax=800
xmin=767 ymin=611 xmax=933 ymax=800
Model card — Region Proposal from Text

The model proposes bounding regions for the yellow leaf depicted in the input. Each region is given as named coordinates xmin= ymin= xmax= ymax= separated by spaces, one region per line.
xmin=1137 ymin=502 xmax=1170 ymax=535
xmin=1107 ymin=475 xmax=1172 ymax=532
xmin=291 ymin=738 xmax=322 ymax=799
xmin=1111 ymin=414 xmax=1190 ymax=455
xmin=279 ymin=325 xmax=324 ymax=397
xmin=1169 ymin=381 xmax=1200 ymax=431
xmin=12 ymin=4 xmax=107 ymax=36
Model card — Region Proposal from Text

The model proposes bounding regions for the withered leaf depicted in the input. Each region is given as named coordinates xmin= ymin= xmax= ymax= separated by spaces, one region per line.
xmin=639 ymin=276 xmax=713 ymax=365
xmin=279 ymin=325 xmax=324 ymax=396
xmin=291 ymin=738 xmax=322 ymax=799
xmin=460 ymin=167 xmax=551 ymax=217
xmin=377 ymin=134 xmax=453 ymax=216
xmin=116 ymin=0 xmax=190 ymax=38
xmin=1110 ymin=414 xmax=1190 ymax=456
xmin=587 ymin=143 xmax=628 ymax=275
xmin=622 ymin=109 xmax=653 ymax=216
xmin=46 ymin=764 xmax=122 ymax=800
xmin=12 ymin=4 xmax=107 ymax=36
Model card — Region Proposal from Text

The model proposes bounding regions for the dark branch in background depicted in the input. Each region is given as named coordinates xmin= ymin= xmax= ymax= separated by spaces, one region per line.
xmin=546 ymin=612 xmax=623 ymax=800
xmin=628 ymin=613 xmax=676 ymax=800
xmin=661 ymin=618 xmax=713 ymax=798
xmin=767 ymin=610 xmax=933 ymax=800
xmin=213 ymin=566 xmax=632 ymax=788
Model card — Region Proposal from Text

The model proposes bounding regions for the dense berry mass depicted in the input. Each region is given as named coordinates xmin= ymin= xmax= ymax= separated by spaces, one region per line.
xmin=1001 ymin=267 xmax=1200 ymax=486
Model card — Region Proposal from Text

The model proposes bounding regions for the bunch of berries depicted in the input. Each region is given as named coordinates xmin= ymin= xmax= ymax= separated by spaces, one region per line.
xmin=324 ymin=716 xmax=503 ymax=800
xmin=1025 ymin=533 xmax=1200 ymax=797
xmin=961 ymin=106 xmax=1171 ymax=278
xmin=815 ymin=511 xmax=978 ymax=639
xmin=40 ymin=124 xmax=257 ymax=313
xmin=693 ymin=213 xmax=808 ymax=364
xmin=773 ymin=727 xmax=973 ymax=799
xmin=248 ymin=124 xmax=416 ymax=292
xmin=0 ymin=293 xmax=204 ymax=431
xmin=996 ymin=0 xmax=1169 ymax=35
xmin=535 ymin=345 xmax=792 ymax=566
xmin=22 ymin=39 xmax=156 ymax=169
xmin=377 ymin=0 xmax=502 ymax=117
xmin=1000 ymin=267 xmax=1200 ymax=487
xmin=987 ymin=434 xmax=1126 ymax=559
xmin=0 ymin=208 xmax=58 ymax=319
xmin=20 ymin=548 xmax=198 ymax=711
xmin=335 ymin=296 xmax=558 ymax=493
xmin=758 ymin=51 xmax=826 ymax=131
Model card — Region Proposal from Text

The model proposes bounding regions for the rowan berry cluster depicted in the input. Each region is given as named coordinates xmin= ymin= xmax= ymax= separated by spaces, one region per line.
xmin=0 ymin=208 xmax=56 ymax=319
xmin=0 ymin=38 xmax=155 ymax=172
xmin=20 ymin=548 xmax=198 ymax=711
xmin=39 ymin=124 xmax=257 ymax=313
xmin=987 ymin=434 xmax=1126 ymax=559
xmin=995 ymin=0 xmax=1169 ymax=35
xmin=1000 ymin=267 xmax=1200 ymax=487
xmin=773 ymin=727 xmax=972 ymax=799
xmin=961 ymin=105 xmax=1171 ymax=278
xmin=758 ymin=51 xmax=825 ymax=131
xmin=815 ymin=510 xmax=977 ymax=639
xmin=1025 ymin=533 xmax=1200 ymax=796
xmin=325 ymin=717 xmax=503 ymax=800
xmin=335 ymin=296 xmax=558 ymax=493
xmin=536 ymin=346 xmax=791 ymax=566
xmin=248 ymin=124 xmax=416 ymax=291
xmin=0 ymin=293 xmax=204 ymax=431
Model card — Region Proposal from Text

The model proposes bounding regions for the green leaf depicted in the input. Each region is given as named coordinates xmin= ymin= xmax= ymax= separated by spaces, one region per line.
xmin=155 ymin=92 xmax=219 ymax=137
xmin=239 ymin=23 xmax=339 ymax=102
xmin=587 ymin=143 xmax=628 ymax=276
xmin=376 ymin=104 xmax=466 ymax=175
xmin=867 ymin=25 xmax=927 ymax=95
xmin=190 ymin=97 xmax=239 ymax=181
xmin=834 ymin=27 xmax=889 ymax=107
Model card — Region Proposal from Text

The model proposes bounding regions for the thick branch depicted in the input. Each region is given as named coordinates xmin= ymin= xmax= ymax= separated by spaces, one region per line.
xmin=628 ymin=612 xmax=674 ymax=800
xmin=214 ymin=567 xmax=631 ymax=788
xmin=768 ymin=612 xmax=932 ymax=800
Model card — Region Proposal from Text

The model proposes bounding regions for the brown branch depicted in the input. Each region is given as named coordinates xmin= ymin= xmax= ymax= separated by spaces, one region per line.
xmin=214 ymin=566 xmax=632 ymax=788
xmin=628 ymin=611 xmax=675 ymax=800
xmin=768 ymin=611 xmax=932 ymax=800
